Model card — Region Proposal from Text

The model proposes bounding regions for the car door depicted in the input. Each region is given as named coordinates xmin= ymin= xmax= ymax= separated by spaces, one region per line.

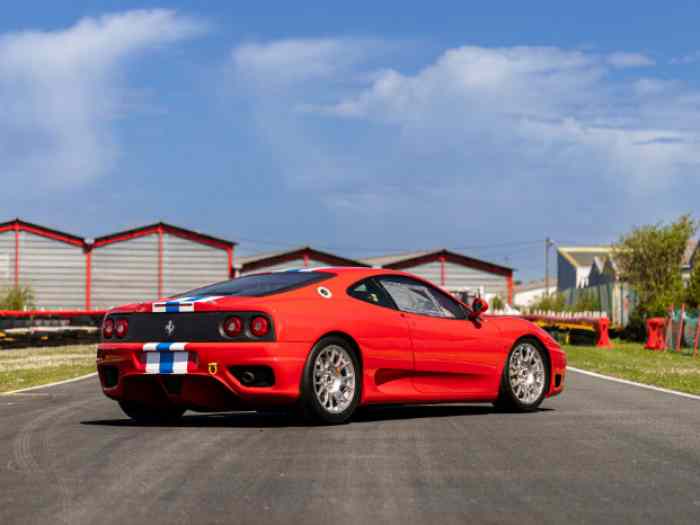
xmin=345 ymin=278 xmax=415 ymax=402
xmin=375 ymin=275 xmax=503 ymax=396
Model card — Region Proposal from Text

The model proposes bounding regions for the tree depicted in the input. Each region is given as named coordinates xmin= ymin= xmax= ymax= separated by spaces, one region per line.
xmin=686 ymin=260 xmax=700 ymax=308
xmin=613 ymin=214 xmax=697 ymax=317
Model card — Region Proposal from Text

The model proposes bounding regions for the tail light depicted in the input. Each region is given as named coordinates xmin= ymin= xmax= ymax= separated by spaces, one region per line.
xmin=103 ymin=318 xmax=114 ymax=339
xmin=115 ymin=319 xmax=129 ymax=339
xmin=250 ymin=316 xmax=270 ymax=337
xmin=222 ymin=316 xmax=243 ymax=338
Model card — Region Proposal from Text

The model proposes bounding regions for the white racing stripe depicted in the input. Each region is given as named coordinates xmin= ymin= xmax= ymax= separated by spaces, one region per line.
xmin=172 ymin=352 xmax=189 ymax=374
xmin=569 ymin=367 xmax=700 ymax=401
xmin=142 ymin=342 xmax=188 ymax=351
xmin=144 ymin=351 xmax=190 ymax=374
xmin=152 ymin=296 xmax=222 ymax=313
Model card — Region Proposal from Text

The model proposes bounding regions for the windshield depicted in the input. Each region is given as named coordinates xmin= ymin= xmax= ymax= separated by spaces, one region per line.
xmin=176 ymin=271 xmax=334 ymax=298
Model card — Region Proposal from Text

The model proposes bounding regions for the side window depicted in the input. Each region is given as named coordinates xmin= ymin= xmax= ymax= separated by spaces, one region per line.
xmin=377 ymin=276 xmax=465 ymax=319
xmin=347 ymin=278 xmax=396 ymax=309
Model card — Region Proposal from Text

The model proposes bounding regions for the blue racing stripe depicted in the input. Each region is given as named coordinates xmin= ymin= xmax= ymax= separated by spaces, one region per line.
xmin=159 ymin=352 xmax=174 ymax=374
xmin=156 ymin=342 xmax=173 ymax=351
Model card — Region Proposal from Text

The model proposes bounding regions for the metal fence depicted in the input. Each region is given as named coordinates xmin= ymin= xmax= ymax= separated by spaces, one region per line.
xmin=559 ymin=283 xmax=637 ymax=326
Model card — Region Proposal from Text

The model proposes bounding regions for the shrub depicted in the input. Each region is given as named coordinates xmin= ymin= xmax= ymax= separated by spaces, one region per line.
xmin=530 ymin=292 xmax=567 ymax=312
xmin=490 ymin=295 xmax=505 ymax=311
xmin=0 ymin=285 xmax=35 ymax=310
xmin=573 ymin=289 xmax=601 ymax=312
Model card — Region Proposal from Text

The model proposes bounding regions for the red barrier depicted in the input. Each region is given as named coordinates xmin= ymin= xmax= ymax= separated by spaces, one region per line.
xmin=523 ymin=313 xmax=612 ymax=348
xmin=0 ymin=310 xmax=106 ymax=318
xmin=645 ymin=317 xmax=667 ymax=351
xmin=596 ymin=317 xmax=611 ymax=348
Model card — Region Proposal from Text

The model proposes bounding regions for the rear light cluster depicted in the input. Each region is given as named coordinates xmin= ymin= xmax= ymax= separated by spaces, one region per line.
xmin=102 ymin=317 xmax=128 ymax=339
xmin=222 ymin=315 xmax=271 ymax=339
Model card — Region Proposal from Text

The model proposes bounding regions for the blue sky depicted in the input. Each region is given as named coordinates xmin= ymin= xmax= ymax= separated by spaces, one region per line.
xmin=2 ymin=2 xmax=700 ymax=280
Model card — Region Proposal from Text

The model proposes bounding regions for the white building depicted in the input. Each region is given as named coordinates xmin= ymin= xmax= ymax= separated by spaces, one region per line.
xmin=513 ymin=279 xmax=557 ymax=308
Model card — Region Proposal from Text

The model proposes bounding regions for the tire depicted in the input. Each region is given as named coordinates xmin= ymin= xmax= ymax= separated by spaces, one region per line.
xmin=494 ymin=339 xmax=549 ymax=412
xmin=118 ymin=400 xmax=185 ymax=424
xmin=299 ymin=336 xmax=362 ymax=424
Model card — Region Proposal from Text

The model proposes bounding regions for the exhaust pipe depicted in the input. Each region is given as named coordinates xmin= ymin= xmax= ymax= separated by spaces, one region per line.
xmin=240 ymin=370 xmax=256 ymax=385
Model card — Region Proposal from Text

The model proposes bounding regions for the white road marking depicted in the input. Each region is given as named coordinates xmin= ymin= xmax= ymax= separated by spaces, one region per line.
xmin=569 ymin=366 xmax=700 ymax=401
xmin=2 ymin=372 xmax=98 ymax=396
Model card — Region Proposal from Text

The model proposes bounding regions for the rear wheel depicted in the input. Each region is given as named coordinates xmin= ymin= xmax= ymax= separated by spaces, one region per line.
xmin=118 ymin=400 xmax=185 ymax=424
xmin=300 ymin=337 xmax=361 ymax=424
xmin=494 ymin=340 xmax=549 ymax=412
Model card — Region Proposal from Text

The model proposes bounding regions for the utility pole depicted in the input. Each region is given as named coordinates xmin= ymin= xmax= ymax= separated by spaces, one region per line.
xmin=544 ymin=237 xmax=553 ymax=296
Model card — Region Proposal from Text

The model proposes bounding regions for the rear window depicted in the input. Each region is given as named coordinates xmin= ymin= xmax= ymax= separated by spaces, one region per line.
xmin=177 ymin=271 xmax=334 ymax=298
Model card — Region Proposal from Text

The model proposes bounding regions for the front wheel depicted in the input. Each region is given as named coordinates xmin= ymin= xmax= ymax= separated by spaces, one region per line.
xmin=494 ymin=340 xmax=549 ymax=412
xmin=118 ymin=400 xmax=185 ymax=424
xmin=300 ymin=337 xmax=362 ymax=424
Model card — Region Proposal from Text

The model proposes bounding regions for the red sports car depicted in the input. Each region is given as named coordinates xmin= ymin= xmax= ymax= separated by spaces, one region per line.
xmin=97 ymin=267 xmax=566 ymax=424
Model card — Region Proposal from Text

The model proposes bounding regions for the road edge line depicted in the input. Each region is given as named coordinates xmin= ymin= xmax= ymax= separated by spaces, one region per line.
xmin=569 ymin=366 xmax=700 ymax=401
xmin=2 ymin=372 xmax=98 ymax=395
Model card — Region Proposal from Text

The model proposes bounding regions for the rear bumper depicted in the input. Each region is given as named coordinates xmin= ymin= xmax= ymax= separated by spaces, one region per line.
xmin=96 ymin=341 xmax=310 ymax=410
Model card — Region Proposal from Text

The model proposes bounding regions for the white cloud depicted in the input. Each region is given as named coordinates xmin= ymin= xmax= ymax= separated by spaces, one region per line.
xmin=232 ymin=38 xmax=377 ymax=85
xmin=0 ymin=9 xmax=206 ymax=189
xmin=228 ymin=39 xmax=700 ymax=247
xmin=670 ymin=51 xmax=700 ymax=65
xmin=606 ymin=51 xmax=655 ymax=68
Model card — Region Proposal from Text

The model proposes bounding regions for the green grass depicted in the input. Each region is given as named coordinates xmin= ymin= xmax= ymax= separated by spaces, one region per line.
xmin=565 ymin=340 xmax=700 ymax=395
xmin=0 ymin=344 xmax=96 ymax=394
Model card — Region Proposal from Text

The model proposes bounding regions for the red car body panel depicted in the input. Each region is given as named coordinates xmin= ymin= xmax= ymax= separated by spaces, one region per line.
xmin=97 ymin=268 xmax=566 ymax=411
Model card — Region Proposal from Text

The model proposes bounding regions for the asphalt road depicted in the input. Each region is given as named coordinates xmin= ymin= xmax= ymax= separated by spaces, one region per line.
xmin=1 ymin=372 xmax=700 ymax=525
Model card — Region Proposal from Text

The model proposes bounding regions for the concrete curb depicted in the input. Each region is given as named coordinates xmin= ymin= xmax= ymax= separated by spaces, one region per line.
xmin=569 ymin=366 xmax=700 ymax=401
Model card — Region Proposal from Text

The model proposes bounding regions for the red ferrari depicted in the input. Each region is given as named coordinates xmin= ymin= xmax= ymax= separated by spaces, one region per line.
xmin=97 ymin=267 xmax=566 ymax=424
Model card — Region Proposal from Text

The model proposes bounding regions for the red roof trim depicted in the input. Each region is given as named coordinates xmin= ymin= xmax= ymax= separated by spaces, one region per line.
xmin=92 ymin=222 xmax=236 ymax=251
xmin=381 ymin=249 xmax=513 ymax=277
xmin=241 ymin=247 xmax=370 ymax=273
xmin=0 ymin=219 xmax=84 ymax=247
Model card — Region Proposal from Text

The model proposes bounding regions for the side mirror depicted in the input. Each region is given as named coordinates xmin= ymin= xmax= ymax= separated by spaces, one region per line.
xmin=469 ymin=297 xmax=489 ymax=320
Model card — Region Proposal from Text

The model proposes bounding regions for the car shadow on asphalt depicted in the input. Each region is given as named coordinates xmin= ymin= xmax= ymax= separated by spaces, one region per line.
xmin=81 ymin=404 xmax=553 ymax=429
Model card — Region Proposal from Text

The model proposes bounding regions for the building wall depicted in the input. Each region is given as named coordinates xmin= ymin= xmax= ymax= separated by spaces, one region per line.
xmin=514 ymin=285 xmax=557 ymax=307
xmin=162 ymin=233 xmax=229 ymax=296
xmin=17 ymin=232 xmax=86 ymax=309
xmin=91 ymin=235 xmax=159 ymax=310
xmin=0 ymin=231 xmax=15 ymax=291
xmin=557 ymin=253 xmax=577 ymax=291
xmin=405 ymin=260 xmax=509 ymax=297
xmin=588 ymin=266 xmax=614 ymax=287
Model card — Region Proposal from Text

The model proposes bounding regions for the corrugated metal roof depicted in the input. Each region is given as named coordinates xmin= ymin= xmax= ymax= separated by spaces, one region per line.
xmin=235 ymin=246 xmax=310 ymax=266
xmin=557 ymin=246 xmax=612 ymax=268
xmin=0 ymin=218 xmax=84 ymax=246
xmin=235 ymin=246 xmax=369 ymax=271
xmin=93 ymin=221 xmax=235 ymax=249
xmin=362 ymin=249 xmax=513 ymax=273
xmin=361 ymin=251 xmax=433 ymax=267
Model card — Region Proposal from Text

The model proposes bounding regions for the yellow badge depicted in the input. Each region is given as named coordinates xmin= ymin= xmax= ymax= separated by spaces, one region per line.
xmin=208 ymin=362 xmax=218 ymax=375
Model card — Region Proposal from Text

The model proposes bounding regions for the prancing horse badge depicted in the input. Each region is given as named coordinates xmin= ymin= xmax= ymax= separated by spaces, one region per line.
xmin=208 ymin=362 xmax=218 ymax=375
